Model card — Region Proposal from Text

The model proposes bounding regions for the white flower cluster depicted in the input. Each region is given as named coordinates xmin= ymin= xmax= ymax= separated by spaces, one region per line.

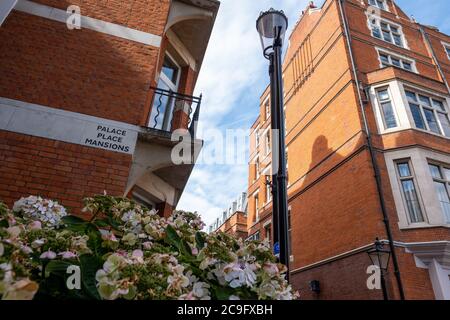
xmin=13 ymin=196 xmax=67 ymax=228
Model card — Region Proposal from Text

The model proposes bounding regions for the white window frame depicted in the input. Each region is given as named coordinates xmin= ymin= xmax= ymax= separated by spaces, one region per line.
xmin=375 ymin=86 xmax=399 ymax=130
xmin=395 ymin=160 xmax=426 ymax=224
xmin=377 ymin=48 xmax=417 ymax=73
xmin=442 ymin=41 xmax=450 ymax=61
xmin=368 ymin=15 xmax=408 ymax=49
xmin=263 ymin=96 xmax=270 ymax=121
xmin=428 ymin=162 xmax=450 ymax=224
xmin=385 ymin=148 xmax=450 ymax=230
xmin=368 ymin=0 xmax=389 ymax=11
xmin=369 ymin=80 xmax=450 ymax=137
xmin=254 ymin=191 xmax=260 ymax=223
xmin=403 ymin=87 xmax=450 ymax=138
xmin=265 ymin=130 xmax=271 ymax=156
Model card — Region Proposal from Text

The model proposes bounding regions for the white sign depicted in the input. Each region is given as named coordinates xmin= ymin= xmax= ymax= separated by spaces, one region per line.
xmin=82 ymin=124 xmax=137 ymax=154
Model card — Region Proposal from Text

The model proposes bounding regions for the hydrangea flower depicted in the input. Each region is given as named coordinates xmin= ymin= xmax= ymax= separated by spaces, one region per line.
xmin=13 ymin=196 xmax=67 ymax=228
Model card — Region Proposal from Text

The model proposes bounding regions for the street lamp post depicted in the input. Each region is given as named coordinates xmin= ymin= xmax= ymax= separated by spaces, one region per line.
xmin=256 ymin=8 xmax=290 ymax=281
xmin=367 ymin=238 xmax=391 ymax=300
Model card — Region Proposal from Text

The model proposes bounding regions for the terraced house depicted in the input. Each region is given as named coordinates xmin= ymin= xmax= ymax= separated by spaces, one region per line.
xmin=248 ymin=0 xmax=450 ymax=299
xmin=0 ymin=0 xmax=219 ymax=218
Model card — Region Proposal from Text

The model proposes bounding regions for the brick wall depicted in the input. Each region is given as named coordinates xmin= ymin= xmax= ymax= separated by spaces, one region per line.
xmin=0 ymin=130 xmax=131 ymax=217
xmin=0 ymin=11 xmax=160 ymax=126
xmin=31 ymin=0 xmax=171 ymax=34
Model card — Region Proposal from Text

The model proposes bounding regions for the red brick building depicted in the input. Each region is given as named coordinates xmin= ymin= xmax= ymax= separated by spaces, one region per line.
xmin=248 ymin=0 xmax=450 ymax=299
xmin=0 ymin=0 xmax=219 ymax=218
xmin=208 ymin=192 xmax=248 ymax=240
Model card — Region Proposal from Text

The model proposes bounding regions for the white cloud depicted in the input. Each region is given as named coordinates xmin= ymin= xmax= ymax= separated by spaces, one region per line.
xmin=178 ymin=0 xmax=312 ymax=226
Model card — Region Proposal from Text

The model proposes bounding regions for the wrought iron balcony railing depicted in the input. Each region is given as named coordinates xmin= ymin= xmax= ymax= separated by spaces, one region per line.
xmin=148 ymin=86 xmax=202 ymax=137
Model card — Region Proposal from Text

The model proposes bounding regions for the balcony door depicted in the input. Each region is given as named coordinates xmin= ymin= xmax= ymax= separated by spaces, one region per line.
xmin=149 ymin=53 xmax=181 ymax=131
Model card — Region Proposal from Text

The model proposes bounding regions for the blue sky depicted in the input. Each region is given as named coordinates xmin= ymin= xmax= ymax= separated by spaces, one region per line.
xmin=177 ymin=0 xmax=450 ymax=227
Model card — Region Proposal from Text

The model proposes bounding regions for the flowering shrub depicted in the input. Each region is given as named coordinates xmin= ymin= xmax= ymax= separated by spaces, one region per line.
xmin=0 ymin=195 xmax=297 ymax=300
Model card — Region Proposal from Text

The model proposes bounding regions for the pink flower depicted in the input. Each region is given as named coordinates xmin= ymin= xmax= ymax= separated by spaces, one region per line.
xmin=40 ymin=250 xmax=56 ymax=260
xmin=142 ymin=242 xmax=152 ymax=250
xmin=191 ymin=247 xmax=199 ymax=255
xmin=59 ymin=251 xmax=77 ymax=259
xmin=21 ymin=245 xmax=33 ymax=255
xmin=102 ymin=231 xmax=117 ymax=242
xmin=132 ymin=249 xmax=144 ymax=263
xmin=28 ymin=221 xmax=42 ymax=230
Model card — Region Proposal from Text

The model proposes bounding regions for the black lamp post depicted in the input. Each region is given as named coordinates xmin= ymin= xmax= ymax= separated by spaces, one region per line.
xmin=367 ymin=238 xmax=391 ymax=300
xmin=256 ymin=8 xmax=290 ymax=282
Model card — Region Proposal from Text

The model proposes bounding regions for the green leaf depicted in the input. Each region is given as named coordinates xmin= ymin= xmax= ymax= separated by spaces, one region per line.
xmin=62 ymin=215 xmax=88 ymax=232
xmin=93 ymin=219 xmax=110 ymax=228
xmin=211 ymin=284 xmax=234 ymax=300
xmin=79 ymin=255 xmax=103 ymax=300
xmin=165 ymin=225 xmax=192 ymax=257
xmin=44 ymin=260 xmax=75 ymax=278
xmin=165 ymin=225 xmax=182 ymax=247
xmin=0 ymin=219 xmax=9 ymax=228
xmin=195 ymin=232 xmax=206 ymax=250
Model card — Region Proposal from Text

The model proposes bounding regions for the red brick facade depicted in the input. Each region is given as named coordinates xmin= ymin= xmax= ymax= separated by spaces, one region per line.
xmin=0 ymin=0 xmax=219 ymax=217
xmin=248 ymin=0 xmax=450 ymax=300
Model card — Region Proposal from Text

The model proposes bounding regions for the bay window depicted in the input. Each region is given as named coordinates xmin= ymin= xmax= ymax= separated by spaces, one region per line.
xmin=428 ymin=163 xmax=450 ymax=223
xmin=405 ymin=90 xmax=450 ymax=137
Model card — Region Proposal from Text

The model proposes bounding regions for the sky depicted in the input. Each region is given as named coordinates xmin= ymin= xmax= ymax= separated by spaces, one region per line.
xmin=176 ymin=0 xmax=450 ymax=228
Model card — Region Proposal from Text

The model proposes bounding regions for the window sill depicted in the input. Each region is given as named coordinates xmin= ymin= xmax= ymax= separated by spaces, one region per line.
xmin=379 ymin=127 xmax=450 ymax=140
xmin=373 ymin=36 xmax=408 ymax=51
xmin=398 ymin=222 xmax=450 ymax=230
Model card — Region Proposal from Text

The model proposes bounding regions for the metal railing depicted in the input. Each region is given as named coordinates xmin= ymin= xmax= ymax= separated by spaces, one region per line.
xmin=149 ymin=86 xmax=202 ymax=137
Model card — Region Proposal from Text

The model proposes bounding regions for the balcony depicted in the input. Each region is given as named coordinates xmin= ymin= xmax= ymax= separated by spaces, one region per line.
xmin=146 ymin=86 xmax=202 ymax=138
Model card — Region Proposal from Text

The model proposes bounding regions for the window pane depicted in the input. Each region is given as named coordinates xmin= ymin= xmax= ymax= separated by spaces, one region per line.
xmin=398 ymin=163 xmax=411 ymax=177
xmin=391 ymin=58 xmax=401 ymax=67
xmin=383 ymin=31 xmax=392 ymax=42
xmin=403 ymin=61 xmax=412 ymax=71
xmin=405 ymin=91 xmax=418 ymax=102
xmin=432 ymin=99 xmax=445 ymax=111
xmin=429 ymin=164 xmax=442 ymax=179
xmin=381 ymin=101 xmax=397 ymax=128
xmin=438 ymin=113 xmax=450 ymax=137
xmin=376 ymin=0 xmax=385 ymax=10
xmin=409 ymin=103 xmax=426 ymax=129
xmin=162 ymin=56 xmax=179 ymax=84
xmin=433 ymin=181 xmax=450 ymax=223
xmin=401 ymin=180 xmax=424 ymax=223
xmin=378 ymin=89 xmax=389 ymax=101
xmin=372 ymin=27 xmax=382 ymax=39
xmin=419 ymin=95 xmax=432 ymax=107
xmin=380 ymin=54 xmax=389 ymax=64
xmin=393 ymin=35 xmax=402 ymax=46
xmin=444 ymin=168 xmax=450 ymax=181
xmin=423 ymin=108 xmax=441 ymax=134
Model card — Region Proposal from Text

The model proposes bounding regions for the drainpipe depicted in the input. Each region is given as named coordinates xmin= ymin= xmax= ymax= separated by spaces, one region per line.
xmin=419 ymin=25 xmax=450 ymax=95
xmin=338 ymin=0 xmax=406 ymax=300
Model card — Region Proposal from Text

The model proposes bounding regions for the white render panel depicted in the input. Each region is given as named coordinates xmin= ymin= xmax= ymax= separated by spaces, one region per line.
xmin=384 ymin=147 xmax=450 ymax=229
xmin=13 ymin=0 xmax=162 ymax=47
xmin=0 ymin=97 xmax=139 ymax=154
